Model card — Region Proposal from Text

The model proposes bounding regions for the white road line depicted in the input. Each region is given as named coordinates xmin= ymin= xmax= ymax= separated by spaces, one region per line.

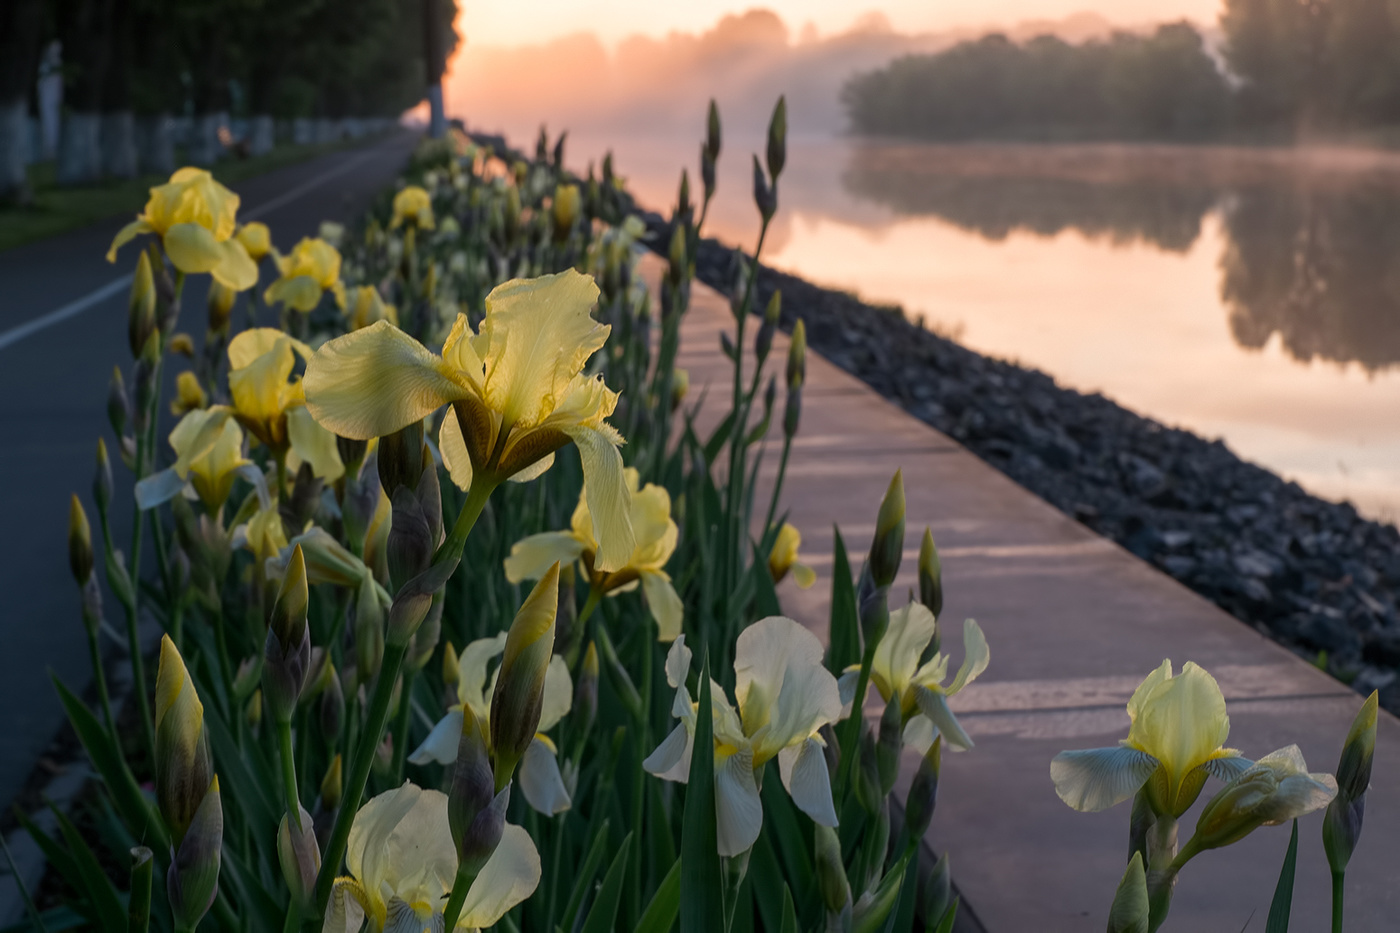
xmin=0 ymin=141 xmax=395 ymax=354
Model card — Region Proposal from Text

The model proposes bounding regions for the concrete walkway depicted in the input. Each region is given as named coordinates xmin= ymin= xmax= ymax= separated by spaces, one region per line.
xmin=0 ymin=130 xmax=418 ymax=816
xmin=652 ymin=251 xmax=1398 ymax=930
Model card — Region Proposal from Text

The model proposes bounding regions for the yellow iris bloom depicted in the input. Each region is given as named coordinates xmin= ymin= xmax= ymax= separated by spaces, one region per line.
xmin=235 ymin=222 xmax=271 ymax=261
xmin=504 ymin=467 xmax=682 ymax=640
xmin=346 ymin=286 xmax=398 ymax=331
xmin=1052 ymin=660 xmax=1252 ymax=817
xmin=325 ymin=783 xmax=539 ymax=933
xmin=409 ymin=633 xmax=575 ymax=814
xmin=768 ymin=523 xmax=816 ymax=589
xmin=390 ymin=185 xmax=435 ymax=230
xmin=134 ymin=406 xmax=262 ymax=515
xmin=227 ymin=329 xmax=344 ymax=481
xmin=302 ymin=269 xmax=634 ymax=571
xmin=840 ymin=602 xmax=989 ymax=753
xmin=645 ymin=618 xmax=842 ymax=856
xmin=107 ymin=167 xmax=257 ymax=291
xmin=171 ymin=371 xmax=208 ymax=415
xmin=264 ymin=237 xmax=347 ymax=312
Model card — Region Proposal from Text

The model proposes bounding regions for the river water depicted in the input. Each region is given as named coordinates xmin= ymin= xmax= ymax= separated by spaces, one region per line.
xmin=554 ymin=131 xmax=1400 ymax=522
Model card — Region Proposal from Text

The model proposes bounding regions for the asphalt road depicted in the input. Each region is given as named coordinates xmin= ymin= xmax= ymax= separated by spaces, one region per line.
xmin=0 ymin=130 xmax=419 ymax=812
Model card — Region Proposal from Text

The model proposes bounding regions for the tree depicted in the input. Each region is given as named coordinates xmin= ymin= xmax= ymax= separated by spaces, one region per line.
xmin=0 ymin=0 xmax=46 ymax=202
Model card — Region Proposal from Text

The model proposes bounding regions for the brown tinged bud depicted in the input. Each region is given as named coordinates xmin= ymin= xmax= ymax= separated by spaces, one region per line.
xmin=869 ymin=471 xmax=905 ymax=589
xmin=876 ymin=693 xmax=902 ymax=796
xmin=449 ymin=705 xmax=508 ymax=875
xmin=904 ymin=736 xmax=942 ymax=841
xmin=129 ymin=251 xmax=157 ymax=359
xmin=167 ymin=776 xmax=222 ymax=932
xmin=68 ymin=494 xmax=93 ymax=585
xmin=918 ymin=528 xmax=943 ymax=621
xmin=263 ymin=544 xmax=311 ymax=723
xmin=278 ymin=805 xmax=320 ymax=909
xmin=207 ymin=282 xmax=235 ymax=333
xmin=814 ymin=823 xmax=852 ymax=918
xmin=766 ymin=95 xmax=787 ymax=180
xmin=490 ymin=565 xmax=560 ymax=790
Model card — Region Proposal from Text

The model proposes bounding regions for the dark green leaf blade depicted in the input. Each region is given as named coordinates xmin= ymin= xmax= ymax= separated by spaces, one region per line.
xmin=680 ymin=654 xmax=722 ymax=933
xmin=1265 ymin=821 xmax=1299 ymax=933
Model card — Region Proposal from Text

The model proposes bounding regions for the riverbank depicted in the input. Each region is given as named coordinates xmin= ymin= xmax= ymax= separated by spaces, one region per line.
xmin=639 ymin=212 xmax=1400 ymax=713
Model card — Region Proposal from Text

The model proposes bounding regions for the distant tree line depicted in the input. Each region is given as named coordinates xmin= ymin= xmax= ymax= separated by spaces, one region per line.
xmin=845 ymin=2 xmax=1400 ymax=142
xmin=0 ymin=0 xmax=458 ymax=201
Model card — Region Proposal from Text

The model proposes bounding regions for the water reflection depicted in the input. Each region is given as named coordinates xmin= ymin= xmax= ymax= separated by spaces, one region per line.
xmin=838 ymin=142 xmax=1400 ymax=372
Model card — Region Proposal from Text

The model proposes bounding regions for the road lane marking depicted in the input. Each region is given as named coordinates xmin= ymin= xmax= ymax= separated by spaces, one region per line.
xmin=0 ymin=140 xmax=399 ymax=354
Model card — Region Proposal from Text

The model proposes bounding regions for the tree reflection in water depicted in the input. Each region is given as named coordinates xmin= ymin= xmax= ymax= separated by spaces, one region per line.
xmin=841 ymin=143 xmax=1400 ymax=371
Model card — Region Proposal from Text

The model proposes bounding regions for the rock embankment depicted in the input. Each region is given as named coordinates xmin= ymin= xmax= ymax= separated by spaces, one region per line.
xmin=647 ymin=216 xmax=1400 ymax=713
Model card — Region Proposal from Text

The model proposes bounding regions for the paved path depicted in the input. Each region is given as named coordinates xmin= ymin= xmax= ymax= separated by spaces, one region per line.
xmin=0 ymin=131 xmax=418 ymax=814
xmin=649 ymin=252 xmax=1398 ymax=930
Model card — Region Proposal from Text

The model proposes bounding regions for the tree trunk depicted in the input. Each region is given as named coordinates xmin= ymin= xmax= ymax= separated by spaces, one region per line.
xmin=0 ymin=0 xmax=46 ymax=202
xmin=423 ymin=0 xmax=447 ymax=138
xmin=57 ymin=0 xmax=116 ymax=185
xmin=100 ymin=0 xmax=136 ymax=178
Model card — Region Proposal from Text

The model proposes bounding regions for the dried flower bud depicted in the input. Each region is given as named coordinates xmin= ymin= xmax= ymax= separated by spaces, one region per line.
xmin=490 ymin=565 xmax=560 ymax=789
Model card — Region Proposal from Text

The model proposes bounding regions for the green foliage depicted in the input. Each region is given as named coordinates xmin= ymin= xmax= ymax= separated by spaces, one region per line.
xmin=842 ymin=23 xmax=1229 ymax=142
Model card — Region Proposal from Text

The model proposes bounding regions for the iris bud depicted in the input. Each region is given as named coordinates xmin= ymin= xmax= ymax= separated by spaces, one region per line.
xmin=490 ymin=565 xmax=560 ymax=790
xmin=814 ymin=823 xmax=852 ymax=918
xmin=68 ymin=494 xmax=93 ymax=585
xmin=766 ymin=95 xmax=787 ymax=180
xmin=129 ymin=251 xmax=157 ymax=359
xmin=574 ymin=641 xmax=600 ymax=737
xmin=263 ymin=544 xmax=311 ymax=723
xmin=706 ymin=99 xmax=722 ymax=162
xmin=870 ymin=470 xmax=905 ymax=589
xmin=320 ymin=755 xmax=343 ymax=811
xmin=355 ymin=576 xmax=385 ymax=682
xmin=377 ymin=420 xmax=424 ymax=498
xmin=107 ymin=367 xmax=130 ymax=442
xmin=752 ymin=155 xmax=775 ymax=222
xmin=918 ymin=527 xmax=944 ymax=621
xmin=94 ymin=439 xmax=113 ymax=514
xmin=277 ymin=805 xmax=320 ymax=908
xmin=166 ymin=777 xmax=222 ymax=932
xmin=904 ymin=736 xmax=942 ymax=841
xmin=154 ymin=635 xmax=213 ymax=844
xmin=876 ymin=693 xmax=902 ymax=796
xmin=1324 ymin=691 xmax=1378 ymax=875
xmin=449 ymin=705 xmax=507 ymax=875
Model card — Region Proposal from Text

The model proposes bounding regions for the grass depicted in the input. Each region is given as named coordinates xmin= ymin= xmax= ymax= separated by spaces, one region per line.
xmin=0 ymin=134 xmax=383 ymax=253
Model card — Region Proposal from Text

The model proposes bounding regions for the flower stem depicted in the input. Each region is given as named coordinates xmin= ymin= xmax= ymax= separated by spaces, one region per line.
xmin=1332 ymin=869 xmax=1345 ymax=933
xmin=391 ymin=666 xmax=417 ymax=785
xmin=836 ymin=639 xmax=878 ymax=799
xmin=85 ymin=626 xmax=117 ymax=739
xmin=440 ymin=861 xmax=480 ymax=931
xmin=277 ymin=720 xmax=301 ymax=831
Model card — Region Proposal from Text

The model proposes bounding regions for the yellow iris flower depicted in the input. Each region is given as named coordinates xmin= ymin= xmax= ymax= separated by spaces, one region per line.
xmin=840 ymin=602 xmax=989 ymax=753
xmin=504 ymin=467 xmax=682 ymax=640
xmin=768 ymin=523 xmax=816 ymax=588
xmin=302 ymin=269 xmax=634 ymax=571
xmin=324 ymin=783 xmax=539 ymax=933
xmin=346 ymin=286 xmax=398 ymax=331
xmin=645 ymin=618 xmax=842 ymax=856
xmin=264 ymin=237 xmax=348 ymax=312
xmin=1052 ymin=660 xmax=1252 ymax=817
xmin=134 ymin=406 xmax=263 ymax=515
xmin=227 ymin=329 xmax=344 ymax=481
xmin=235 ymin=222 xmax=272 ymax=261
xmin=409 ymin=633 xmax=575 ymax=815
xmin=107 ymin=167 xmax=258 ymax=291
xmin=390 ymin=185 xmax=435 ymax=230
xmin=171 ymin=371 xmax=208 ymax=415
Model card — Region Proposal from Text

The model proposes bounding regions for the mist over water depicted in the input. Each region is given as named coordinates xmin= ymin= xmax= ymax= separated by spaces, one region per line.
xmin=448 ymin=11 xmax=1400 ymax=524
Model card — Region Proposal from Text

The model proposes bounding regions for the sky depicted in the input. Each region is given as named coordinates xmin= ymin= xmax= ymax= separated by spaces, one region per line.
xmin=457 ymin=0 xmax=1224 ymax=49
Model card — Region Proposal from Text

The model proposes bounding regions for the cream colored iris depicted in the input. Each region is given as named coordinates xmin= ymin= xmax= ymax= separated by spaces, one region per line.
xmin=645 ymin=618 xmax=842 ymax=856
xmin=134 ymin=406 xmax=263 ymax=515
xmin=107 ymin=167 xmax=257 ymax=290
xmin=839 ymin=603 xmax=989 ymax=753
xmin=302 ymin=269 xmax=634 ymax=571
xmin=265 ymin=237 xmax=347 ymax=312
xmin=391 ymin=186 xmax=435 ymax=230
xmin=324 ymin=783 xmax=539 ymax=933
xmin=504 ymin=467 xmax=682 ymax=641
xmin=768 ymin=523 xmax=816 ymax=589
xmin=1051 ymin=660 xmax=1252 ymax=817
xmin=227 ymin=329 xmax=343 ymax=481
xmin=347 ymin=286 xmax=398 ymax=330
xmin=409 ymin=633 xmax=574 ymax=815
